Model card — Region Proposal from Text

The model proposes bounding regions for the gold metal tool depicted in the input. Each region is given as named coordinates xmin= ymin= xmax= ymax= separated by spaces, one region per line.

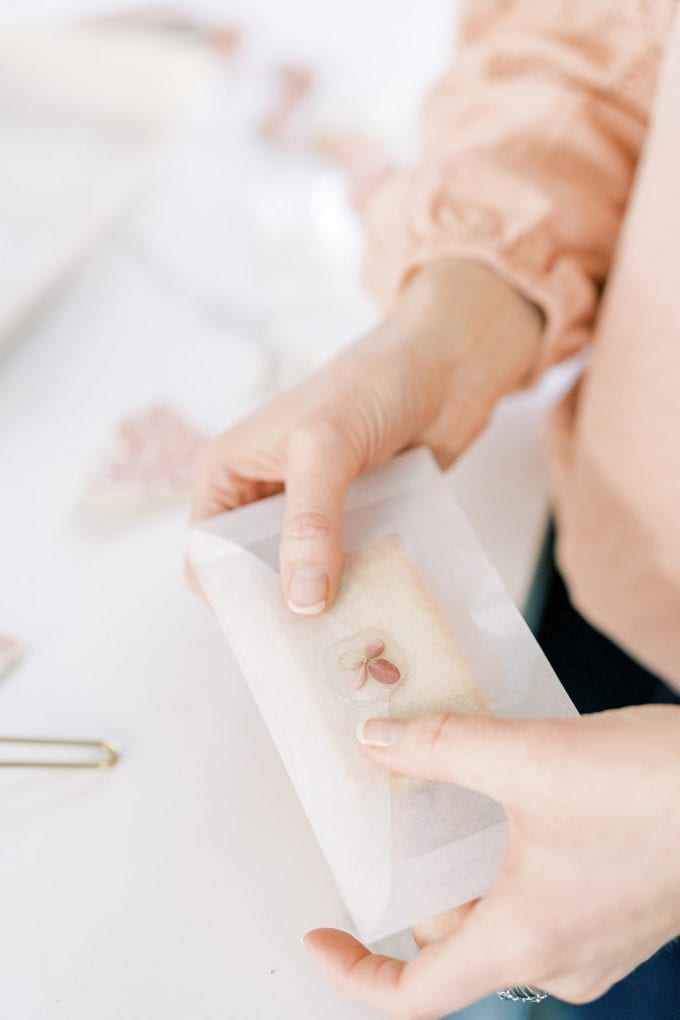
xmin=0 ymin=737 xmax=119 ymax=769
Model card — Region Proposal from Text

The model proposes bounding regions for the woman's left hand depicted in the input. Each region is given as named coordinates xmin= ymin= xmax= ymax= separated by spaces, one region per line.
xmin=304 ymin=705 xmax=680 ymax=1019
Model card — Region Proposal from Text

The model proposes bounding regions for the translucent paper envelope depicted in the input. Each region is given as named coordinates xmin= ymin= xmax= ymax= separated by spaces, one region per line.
xmin=189 ymin=448 xmax=576 ymax=942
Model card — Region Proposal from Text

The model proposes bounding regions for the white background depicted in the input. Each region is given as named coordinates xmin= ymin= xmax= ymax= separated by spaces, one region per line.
xmin=0 ymin=3 xmax=561 ymax=1017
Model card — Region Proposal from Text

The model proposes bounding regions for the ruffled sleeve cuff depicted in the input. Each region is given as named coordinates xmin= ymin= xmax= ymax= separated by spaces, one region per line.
xmin=361 ymin=160 xmax=597 ymax=378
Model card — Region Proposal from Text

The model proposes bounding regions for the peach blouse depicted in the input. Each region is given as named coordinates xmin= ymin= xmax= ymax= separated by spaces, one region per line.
xmin=362 ymin=0 xmax=680 ymax=688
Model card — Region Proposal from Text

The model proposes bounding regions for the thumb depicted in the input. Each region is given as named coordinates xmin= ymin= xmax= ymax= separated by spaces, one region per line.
xmin=281 ymin=424 xmax=360 ymax=614
xmin=357 ymin=711 xmax=541 ymax=804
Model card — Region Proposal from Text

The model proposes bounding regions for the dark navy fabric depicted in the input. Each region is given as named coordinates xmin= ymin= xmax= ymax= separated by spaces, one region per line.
xmin=534 ymin=551 xmax=680 ymax=1019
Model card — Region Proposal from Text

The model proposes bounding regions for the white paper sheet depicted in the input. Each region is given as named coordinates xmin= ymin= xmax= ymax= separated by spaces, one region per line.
xmin=189 ymin=448 xmax=576 ymax=941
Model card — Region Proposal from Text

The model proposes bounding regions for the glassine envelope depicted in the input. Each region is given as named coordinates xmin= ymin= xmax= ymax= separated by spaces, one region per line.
xmin=188 ymin=448 xmax=576 ymax=942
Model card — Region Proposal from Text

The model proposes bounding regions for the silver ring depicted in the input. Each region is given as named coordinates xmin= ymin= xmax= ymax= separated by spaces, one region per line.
xmin=497 ymin=985 xmax=549 ymax=1003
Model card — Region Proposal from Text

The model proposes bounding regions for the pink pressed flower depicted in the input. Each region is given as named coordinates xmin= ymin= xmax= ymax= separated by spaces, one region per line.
xmin=339 ymin=638 xmax=401 ymax=692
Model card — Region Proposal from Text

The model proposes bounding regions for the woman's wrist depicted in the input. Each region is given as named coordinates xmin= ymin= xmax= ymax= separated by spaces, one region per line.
xmin=394 ymin=257 xmax=544 ymax=399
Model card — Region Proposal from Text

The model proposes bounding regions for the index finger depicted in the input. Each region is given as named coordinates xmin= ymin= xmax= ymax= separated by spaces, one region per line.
xmin=304 ymin=905 xmax=509 ymax=1019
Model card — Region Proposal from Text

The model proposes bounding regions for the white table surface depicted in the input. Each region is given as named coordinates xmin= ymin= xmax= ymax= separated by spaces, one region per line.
xmin=0 ymin=5 xmax=567 ymax=1018
xmin=0 ymin=241 xmax=560 ymax=1020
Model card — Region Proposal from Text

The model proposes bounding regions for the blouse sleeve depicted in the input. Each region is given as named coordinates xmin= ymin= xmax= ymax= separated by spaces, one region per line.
xmin=361 ymin=0 xmax=670 ymax=372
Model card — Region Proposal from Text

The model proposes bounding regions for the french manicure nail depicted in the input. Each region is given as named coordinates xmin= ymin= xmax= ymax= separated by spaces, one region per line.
xmin=288 ymin=565 xmax=328 ymax=615
xmin=357 ymin=718 xmax=406 ymax=748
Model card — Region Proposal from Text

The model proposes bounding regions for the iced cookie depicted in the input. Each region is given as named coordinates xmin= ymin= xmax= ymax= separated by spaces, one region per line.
xmin=331 ymin=535 xmax=486 ymax=718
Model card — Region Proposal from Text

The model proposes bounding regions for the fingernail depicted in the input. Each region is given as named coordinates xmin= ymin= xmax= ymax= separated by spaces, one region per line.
xmin=357 ymin=718 xmax=406 ymax=748
xmin=288 ymin=566 xmax=328 ymax=614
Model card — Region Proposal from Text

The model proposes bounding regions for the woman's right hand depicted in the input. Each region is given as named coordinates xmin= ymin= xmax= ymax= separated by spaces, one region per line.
xmin=190 ymin=257 xmax=542 ymax=612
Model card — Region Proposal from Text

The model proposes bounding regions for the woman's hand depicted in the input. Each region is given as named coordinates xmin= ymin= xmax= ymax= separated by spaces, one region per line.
xmin=190 ymin=257 xmax=541 ymax=611
xmin=304 ymin=705 xmax=680 ymax=1019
